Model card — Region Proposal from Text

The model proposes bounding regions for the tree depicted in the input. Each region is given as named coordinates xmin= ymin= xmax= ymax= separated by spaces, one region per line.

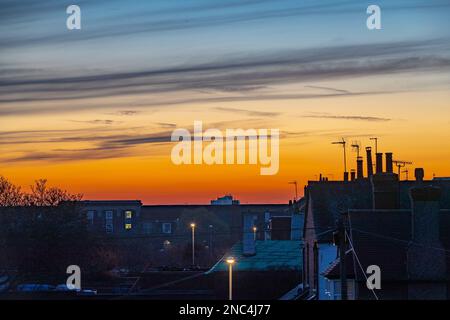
xmin=0 ymin=176 xmax=24 ymax=206
xmin=0 ymin=176 xmax=82 ymax=206
xmin=0 ymin=176 xmax=91 ymax=279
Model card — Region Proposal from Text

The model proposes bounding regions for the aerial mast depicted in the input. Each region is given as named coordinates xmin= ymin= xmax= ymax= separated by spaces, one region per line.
xmin=332 ymin=138 xmax=347 ymax=180
xmin=288 ymin=181 xmax=298 ymax=201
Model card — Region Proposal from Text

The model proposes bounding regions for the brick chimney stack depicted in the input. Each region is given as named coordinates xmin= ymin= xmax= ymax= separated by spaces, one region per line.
xmin=350 ymin=170 xmax=356 ymax=181
xmin=375 ymin=153 xmax=383 ymax=174
xmin=407 ymin=186 xmax=446 ymax=299
xmin=415 ymin=168 xmax=424 ymax=182
xmin=357 ymin=156 xmax=364 ymax=180
xmin=385 ymin=152 xmax=393 ymax=173
xmin=366 ymin=147 xmax=373 ymax=177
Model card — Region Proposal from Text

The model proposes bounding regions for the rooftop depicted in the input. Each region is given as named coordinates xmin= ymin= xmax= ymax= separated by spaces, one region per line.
xmin=207 ymin=240 xmax=302 ymax=273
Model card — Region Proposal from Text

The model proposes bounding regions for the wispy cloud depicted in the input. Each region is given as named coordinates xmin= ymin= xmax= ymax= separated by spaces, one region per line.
xmin=68 ymin=119 xmax=120 ymax=125
xmin=1 ymin=39 xmax=449 ymax=116
xmin=2 ymin=0 xmax=449 ymax=48
xmin=116 ymin=110 xmax=140 ymax=116
xmin=302 ymin=112 xmax=391 ymax=122
xmin=214 ymin=107 xmax=280 ymax=117
xmin=304 ymin=85 xmax=351 ymax=94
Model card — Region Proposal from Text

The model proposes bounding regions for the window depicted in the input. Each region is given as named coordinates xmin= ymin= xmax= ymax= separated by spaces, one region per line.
xmin=125 ymin=210 xmax=133 ymax=219
xmin=87 ymin=210 xmax=95 ymax=225
xmin=143 ymin=222 xmax=152 ymax=234
xmin=105 ymin=210 xmax=114 ymax=233
xmin=125 ymin=223 xmax=132 ymax=230
xmin=162 ymin=223 xmax=172 ymax=234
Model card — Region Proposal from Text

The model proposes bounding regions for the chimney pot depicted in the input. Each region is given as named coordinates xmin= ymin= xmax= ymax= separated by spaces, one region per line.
xmin=375 ymin=153 xmax=383 ymax=174
xmin=371 ymin=174 xmax=399 ymax=209
xmin=343 ymin=172 xmax=349 ymax=182
xmin=366 ymin=147 xmax=374 ymax=177
xmin=415 ymin=168 xmax=424 ymax=182
xmin=357 ymin=156 xmax=364 ymax=180
xmin=350 ymin=170 xmax=356 ymax=181
xmin=385 ymin=152 xmax=393 ymax=173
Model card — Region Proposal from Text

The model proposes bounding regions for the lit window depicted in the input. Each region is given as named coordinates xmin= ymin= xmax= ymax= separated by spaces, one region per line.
xmin=125 ymin=210 xmax=133 ymax=219
xmin=125 ymin=223 xmax=132 ymax=230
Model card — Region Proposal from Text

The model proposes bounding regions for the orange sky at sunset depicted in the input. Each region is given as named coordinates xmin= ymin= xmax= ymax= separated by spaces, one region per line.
xmin=2 ymin=1 xmax=450 ymax=204
xmin=2 ymin=88 xmax=450 ymax=204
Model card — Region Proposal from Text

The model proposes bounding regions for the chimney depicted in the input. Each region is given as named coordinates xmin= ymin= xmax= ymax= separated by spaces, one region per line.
xmin=407 ymin=186 xmax=446 ymax=298
xmin=375 ymin=153 xmax=383 ymax=174
xmin=356 ymin=156 xmax=364 ymax=180
xmin=350 ymin=170 xmax=356 ymax=181
xmin=366 ymin=147 xmax=374 ymax=177
xmin=319 ymin=173 xmax=322 ymax=181
xmin=415 ymin=168 xmax=424 ymax=182
xmin=371 ymin=173 xmax=399 ymax=209
xmin=343 ymin=171 xmax=349 ymax=182
xmin=385 ymin=152 xmax=393 ymax=173
xmin=242 ymin=212 xmax=256 ymax=256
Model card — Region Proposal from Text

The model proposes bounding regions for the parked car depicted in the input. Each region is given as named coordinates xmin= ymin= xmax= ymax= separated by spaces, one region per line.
xmin=55 ymin=284 xmax=97 ymax=296
xmin=16 ymin=284 xmax=55 ymax=292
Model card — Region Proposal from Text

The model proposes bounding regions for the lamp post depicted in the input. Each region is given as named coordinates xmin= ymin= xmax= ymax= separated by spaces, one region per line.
xmin=226 ymin=257 xmax=235 ymax=300
xmin=252 ymin=226 xmax=257 ymax=241
xmin=190 ymin=223 xmax=196 ymax=267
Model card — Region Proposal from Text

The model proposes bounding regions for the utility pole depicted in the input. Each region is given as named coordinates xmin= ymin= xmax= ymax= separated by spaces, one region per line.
xmin=338 ymin=216 xmax=348 ymax=300
xmin=288 ymin=181 xmax=298 ymax=201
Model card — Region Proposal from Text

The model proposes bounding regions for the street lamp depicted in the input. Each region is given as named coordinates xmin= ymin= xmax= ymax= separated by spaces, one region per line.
xmin=252 ymin=226 xmax=257 ymax=241
xmin=226 ymin=257 xmax=235 ymax=300
xmin=190 ymin=223 xmax=196 ymax=266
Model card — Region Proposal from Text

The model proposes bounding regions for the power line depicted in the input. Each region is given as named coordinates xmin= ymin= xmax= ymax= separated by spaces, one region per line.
xmin=345 ymin=230 xmax=379 ymax=300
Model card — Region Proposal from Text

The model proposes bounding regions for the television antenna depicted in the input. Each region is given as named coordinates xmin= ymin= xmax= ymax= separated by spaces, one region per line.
xmin=332 ymin=138 xmax=347 ymax=173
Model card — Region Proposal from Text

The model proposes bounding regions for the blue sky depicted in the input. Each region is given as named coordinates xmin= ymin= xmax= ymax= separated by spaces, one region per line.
xmin=2 ymin=0 xmax=450 ymax=77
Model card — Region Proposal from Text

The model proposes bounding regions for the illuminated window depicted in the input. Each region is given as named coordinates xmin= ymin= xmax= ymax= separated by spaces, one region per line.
xmin=125 ymin=210 xmax=133 ymax=219
xmin=125 ymin=223 xmax=132 ymax=230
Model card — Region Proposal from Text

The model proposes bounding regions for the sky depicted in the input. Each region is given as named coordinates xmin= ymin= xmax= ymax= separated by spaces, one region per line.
xmin=1 ymin=0 xmax=450 ymax=204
